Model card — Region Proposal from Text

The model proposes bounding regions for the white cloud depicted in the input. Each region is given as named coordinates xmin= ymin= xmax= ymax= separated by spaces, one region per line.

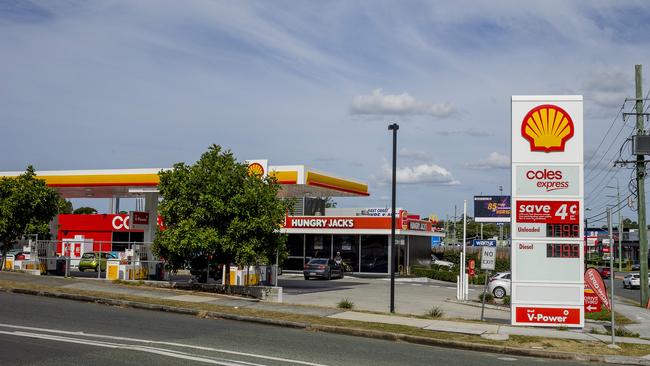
xmin=350 ymin=89 xmax=454 ymax=117
xmin=379 ymin=163 xmax=459 ymax=185
xmin=466 ymin=152 xmax=509 ymax=170
xmin=583 ymin=71 xmax=630 ymax=108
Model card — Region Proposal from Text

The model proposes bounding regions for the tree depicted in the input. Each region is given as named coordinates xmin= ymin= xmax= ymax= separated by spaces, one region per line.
xmin=0 ymin=166 xmax=61 ymax=269
xmin=152 ymin=145 xmax=289 ymax=284
xmin=324 ymin=197 xmax=337 ymax=208
xmin=73 ymin=207 xmax=98 ymax=214
xmin=60 ymin=200 xmax=73 ymax=214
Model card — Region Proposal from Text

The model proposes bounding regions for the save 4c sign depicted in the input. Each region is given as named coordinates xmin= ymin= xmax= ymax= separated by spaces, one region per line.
xmin=511 ymin=96 xmax=584 ymax=328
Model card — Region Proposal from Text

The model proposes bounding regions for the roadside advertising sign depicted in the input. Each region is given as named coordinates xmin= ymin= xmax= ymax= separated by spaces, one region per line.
xmin=511 ymin=95 xmax=584 ymax=328
xmin=472 ymin=239 xmax=497 ymax=247
xmin=480 ymin=246 xmax=496 ymax=270
xmin=585 ymin=268 xmax=610 ymax=311
xmin=474 ymin=196 xmax=511 ymax=223
xmin=584 ymin=290 xmax=602 ymax=313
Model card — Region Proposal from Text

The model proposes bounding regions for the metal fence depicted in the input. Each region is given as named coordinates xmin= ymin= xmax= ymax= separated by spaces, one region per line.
xmin=3 ymin=240 xmax=166 ymax=281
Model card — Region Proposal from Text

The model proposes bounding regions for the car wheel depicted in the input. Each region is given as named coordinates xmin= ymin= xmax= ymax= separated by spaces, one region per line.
xmin=493 ymin=287 xmax=506 ymax=299
xmin=624 ymin=282 xmax=628 ymax=289
xmin=304 ymin=275 xmax=309 ymax=280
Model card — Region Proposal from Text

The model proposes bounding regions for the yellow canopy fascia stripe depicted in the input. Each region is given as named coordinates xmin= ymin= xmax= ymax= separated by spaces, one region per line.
xmin=306 ymin=171 xmax=368 ymax=196
xmin=269 ymin=170 xmax=298 ymax=184
xmin=39 ymin=173 xmax=159 ymax=187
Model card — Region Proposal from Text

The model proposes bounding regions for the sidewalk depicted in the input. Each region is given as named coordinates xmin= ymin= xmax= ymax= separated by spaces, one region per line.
xmin=1 ymin=271 xmax=650 ymax=346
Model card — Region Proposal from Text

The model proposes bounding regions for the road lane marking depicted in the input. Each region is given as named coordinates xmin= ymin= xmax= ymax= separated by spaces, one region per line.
xmin=0 ymin=323 xmax=330 ymax=366
xmin=0 ymin=330 xmax=250 ymax=366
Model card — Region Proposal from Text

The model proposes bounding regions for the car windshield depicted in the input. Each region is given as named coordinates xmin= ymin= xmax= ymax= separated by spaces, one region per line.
xmin=309 ymin=259 xmax=328 ymax=264
xmin=634 ymin=275 xmax=640 ymax=279
xmin=81 ymin=253 xmax=95 ymax=259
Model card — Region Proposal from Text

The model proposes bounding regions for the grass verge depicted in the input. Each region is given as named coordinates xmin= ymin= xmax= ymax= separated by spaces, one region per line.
xmin=0 ymin=278 xmax=649 ymax=358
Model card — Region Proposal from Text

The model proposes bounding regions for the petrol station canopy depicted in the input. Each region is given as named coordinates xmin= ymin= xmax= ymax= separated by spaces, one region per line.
xmin=0 ymin=165 xmax=369 ymax=199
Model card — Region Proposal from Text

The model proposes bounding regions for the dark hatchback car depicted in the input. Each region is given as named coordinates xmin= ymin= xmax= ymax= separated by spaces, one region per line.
xmin=304 ymin=258 xmax=343 ymax=280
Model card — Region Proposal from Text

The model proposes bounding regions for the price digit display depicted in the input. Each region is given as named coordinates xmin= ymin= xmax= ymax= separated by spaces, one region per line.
xmin=545 ymin=224 xmax=580 ymax=238
xmin=546 ymin=243 xmax=580 ymax=258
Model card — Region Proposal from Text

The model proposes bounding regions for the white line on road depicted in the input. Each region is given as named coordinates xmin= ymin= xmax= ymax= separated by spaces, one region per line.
xmin=0 ymin=323 xmax=330 ymax=366
xmin=411 ymin=284 xmax=423 ymax=287
xmin=0 ymin=330 xmax=250 ymax=366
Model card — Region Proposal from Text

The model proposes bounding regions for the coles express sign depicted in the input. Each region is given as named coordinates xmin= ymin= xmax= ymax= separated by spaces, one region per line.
xmin=515 ymin=165 xmax=580 ymax=196
xmin=516 ymin=200 xmax=579 ymax=224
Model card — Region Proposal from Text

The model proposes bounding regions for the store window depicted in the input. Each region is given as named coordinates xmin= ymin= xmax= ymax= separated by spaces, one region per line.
xmin=284 ymin=234 xmax=305 ymax=270
xmin=333 ymin=235 xmax=359 ymax=272
xmin=360 ymin=235 xmax=388 ymax=273
xmin=306 ymin=234 xmax=331 ymax=259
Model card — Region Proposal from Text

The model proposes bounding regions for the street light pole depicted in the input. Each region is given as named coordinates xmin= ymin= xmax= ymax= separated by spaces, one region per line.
xmin=388 ymin=122 xmax=399 ymax=313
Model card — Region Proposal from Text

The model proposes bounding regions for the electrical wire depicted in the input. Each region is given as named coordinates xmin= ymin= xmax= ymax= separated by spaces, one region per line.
xmin=585 ymin=102 xmax=626 ymax=179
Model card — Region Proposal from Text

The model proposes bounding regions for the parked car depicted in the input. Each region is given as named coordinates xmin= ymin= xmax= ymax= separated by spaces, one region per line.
xmin=431 ymin=254 xmax=454 ymax=268
xmin=598 ymin=267 xmax=611 ymax=279
xmin=487 ymin=272 xmax=511 ymax=299
xmin=623 ymin=273 xmax=640 ymax=289
xmin=304 ymin=258 xmax=343 ymax=280
xmin=632 ymin=263 xmax=641 ymax=271
xmin=78 ymin=252 xmax=117 ymax=272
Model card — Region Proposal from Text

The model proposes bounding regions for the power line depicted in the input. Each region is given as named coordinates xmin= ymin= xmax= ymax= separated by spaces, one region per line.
xmin=585 ymin=102 xmax=626 ymax=180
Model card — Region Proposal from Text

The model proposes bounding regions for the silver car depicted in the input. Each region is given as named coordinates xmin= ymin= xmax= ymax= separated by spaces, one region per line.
xmin=623 ymin=273 xmax=640 ymax=289
xmin=487 ymin=272 xmax=511 ymax=298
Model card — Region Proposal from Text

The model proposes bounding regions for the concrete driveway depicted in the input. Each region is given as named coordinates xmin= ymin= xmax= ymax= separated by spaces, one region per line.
xmin=279 ymin=274 xmax=510 ymax=321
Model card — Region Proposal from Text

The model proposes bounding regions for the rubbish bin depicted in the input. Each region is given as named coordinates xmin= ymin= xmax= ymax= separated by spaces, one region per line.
xmin=155 ymin=262 xmax=165 ymax=281
xmin=55 ymin=258 xmax=66 ymax=276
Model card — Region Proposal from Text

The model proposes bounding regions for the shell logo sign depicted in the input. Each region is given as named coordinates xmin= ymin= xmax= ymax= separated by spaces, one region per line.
xmin=521 ymin=104 xmax=574 ymax=153
xmin=247 ymin=162 xmax=265 ymax=177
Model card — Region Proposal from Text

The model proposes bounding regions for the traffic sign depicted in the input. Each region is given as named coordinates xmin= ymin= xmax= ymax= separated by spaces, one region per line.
xmin=480 ymin=246 xmax=496 ymax=270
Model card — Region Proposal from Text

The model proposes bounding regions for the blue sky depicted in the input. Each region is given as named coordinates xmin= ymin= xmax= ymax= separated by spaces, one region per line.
xmin=1 ymin=1 xmax=649 ymax=222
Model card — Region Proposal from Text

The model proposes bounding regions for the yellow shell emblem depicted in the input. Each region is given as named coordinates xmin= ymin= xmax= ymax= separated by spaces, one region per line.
xmin=247 ymin=162 xmax=265 ymax=177
xmin=521 ymin=104 xmax=574 ymax=152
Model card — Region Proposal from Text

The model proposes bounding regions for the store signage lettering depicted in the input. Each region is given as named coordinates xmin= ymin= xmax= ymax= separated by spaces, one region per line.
xmin=291 ymin=218 xmax=355 ymax=228
xmin=516 ymin=200 xmax=579 ymax=224
xmin=408 ymin=221 xmax=427 ymax=231
xmin=112 ymin=216 xmax=130 ymax=230
xmin=515 ymin=165 xmax=579 ymax=196
xmin=515 ymin=307 xmax=580 ymax=325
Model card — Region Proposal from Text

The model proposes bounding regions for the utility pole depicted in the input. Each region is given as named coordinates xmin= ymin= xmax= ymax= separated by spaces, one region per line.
xmin=618 ymin=182 xmax=623 ymax=272
xmin=388 ymin=122 xmax=399 ymax=313
xmin=608 ymin=207 xmax=616 ymax=346
xmin=453 ymin=205 xmax=457 ymax=245
xmin=636 ymin=65 xmax=649 ymax=307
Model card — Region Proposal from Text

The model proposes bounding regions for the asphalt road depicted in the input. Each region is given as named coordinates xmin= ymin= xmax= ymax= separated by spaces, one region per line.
xmin=612 ymin=272 xmax=646 ymax=305
xmin=0 ymin=292 xmax=606 ymax=366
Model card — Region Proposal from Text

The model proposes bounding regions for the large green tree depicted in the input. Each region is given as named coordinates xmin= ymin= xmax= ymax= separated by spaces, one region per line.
xmin=73 ymin=206 xmax=98 ymax=214
xmin=0 ymin=166 xmax=61 ymax=269
xmin=153 ymin=145 xmax=289 ymax=283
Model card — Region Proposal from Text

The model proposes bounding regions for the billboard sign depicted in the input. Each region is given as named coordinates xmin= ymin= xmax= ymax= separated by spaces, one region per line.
xmin=474 ymin=196 xmax=511 ymax=223
xmin=511 ymin=95 xmax=584 ymax=328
